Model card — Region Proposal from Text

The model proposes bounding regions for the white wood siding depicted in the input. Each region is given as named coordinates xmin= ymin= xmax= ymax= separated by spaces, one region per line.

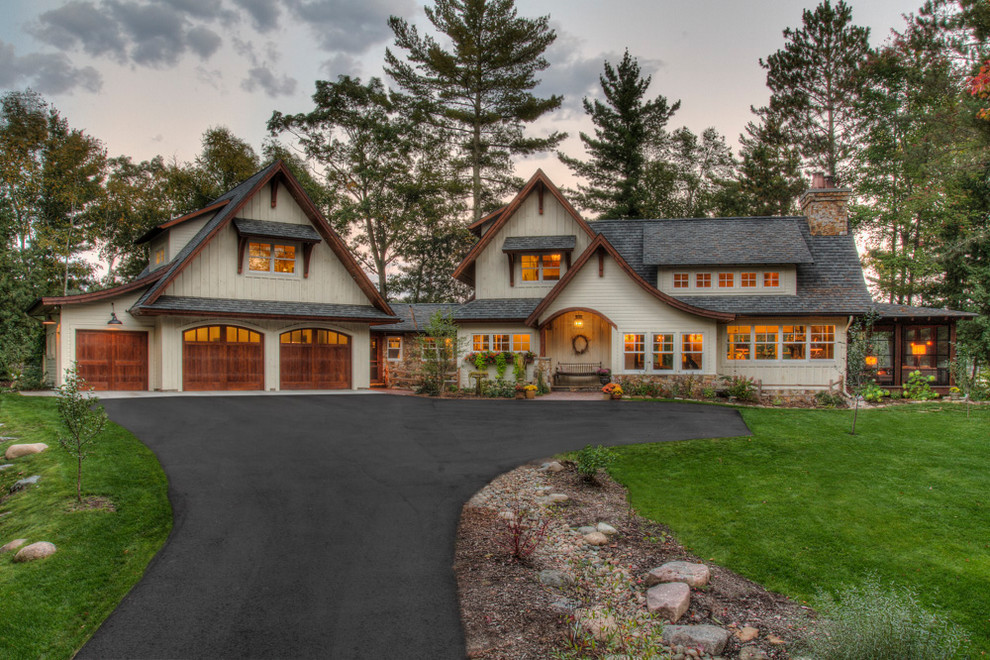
xmin=167 ymin=215 xmax=211 ymax=260
xmin=543 ymin=310 xmax=611 ymax=370
xmin=657 ymin=266 xmax=797 ymax=296
xmin=538 ymin=253 xmax=719 ymax=375
xmin=716 ymin=317 xmax=848 ymax=389
xmin=475 ymin=193 xmax=592 ymax=299
xmin=457 ymin=323 xmax=538 ymax=386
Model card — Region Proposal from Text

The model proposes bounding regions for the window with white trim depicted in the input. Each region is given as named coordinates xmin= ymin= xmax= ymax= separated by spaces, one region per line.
xmin=696 ymin=273 xmax=711 ymax=288
xmin=725 ymin=324 xmax=835 ymax=361
xmin=727 ymin=325 xmax=751 ymax=360
xmin=741 ymin=272 xmax=757 ymax=287
xmin=623 ymin=333 xmax=645 ymax=370
xmin=473 ymin=333 xmax=511 ymax=351
xmin=782 ymin=325 xmax=806 ymax=360
xmin=624 ymin=331 xmax=703 ymax=373
xmin=652 ymin=333 xmax=674 ymax=371
xmin=511 ymin=334 xmax=531 ymax=352
xmin=248 ymin=240 xmax=297 ymax=274
xmin=386 ymin=337 xmax=402 ymax=361
xmin=810 ymin=325 xmax=835 ymax=359
xmin=718 ymin=272 xmax=734 ymax=288
xmin=681 ymin=334 xmax=703 ymax=370
xmin=521 ymin=253 xmax=561 ymax=282
xmin=754 ymin=325 xmax=778 ymax=360
xmin=763 ymin=271 xmax=780 ymax=287
xmin=673 ymin=273 xmax=689 ymax=288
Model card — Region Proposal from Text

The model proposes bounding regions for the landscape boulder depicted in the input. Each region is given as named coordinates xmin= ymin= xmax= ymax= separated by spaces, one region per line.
xmin=646 ymin=561 xmax=710 ymax=588
xmin=575 ymin=607 xmax=617 ymax=642
xmin=596 ymin=522 xmax=618 ymax=536
xmin=646 ymin=581 xmax=690 ymax=622
xmin=10 ymin=475 xmax=41 ymax=493
xmin=538 ymin=569 xmax=575 ymax=588
xmin=583 ymin=531 xmax=608 ymax=546
xmin=662 ymin=625 xmax=731 ymax=655
xmin=1 ymin=538 xmax=27 ymax=553
xmin=13 ymin=541 xmax=57 ymax=563
xmin=4 ymin=443 xmax=48 ymax=460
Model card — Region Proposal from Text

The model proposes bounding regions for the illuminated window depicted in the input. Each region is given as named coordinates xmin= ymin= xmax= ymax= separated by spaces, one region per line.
xmin=652 ymin=333 xmax=674 ymax=371
xmin=249 ymin=241 xmax=296 ymax=274
xmin=718 ymin=272 xmax=734 ymax=288
xmin=473 ymin=333 xmax=516 ymax=352
xmin=741 ymin=272 xmax=757 ymax=287
xmin=512 ymin=334 xmax=530 ymax=352
xmin=696 ymin=273 xmax=712 ymax=288
xmin=726 ymin=325 xmax=751 ymax=360
xmin=763 ymin=271 xmax=779 ymax=287
xmin=386 ymin=337 xmax=402 ymax=361
xmin=754 ymin=325 xmax=779 ymax=360
xmin=491 ymin=334 xmax=510 ymax=351
xmin=681 ymin=334 xmax=703 ymax=370
xmin=472 ymin=334 xmax=489 ymax=351
xmin=184 ymin=325 xmax=260 ymax=343
xmin=154 ymin=248 xmax=166 ymax=266
xmin=623 ymin=333 xmax=645 ymax=370
xmin=810 ymin=325 xmax=835 ymax=360
xmin=673 ymin=273 xmax=689 ymax=288
xmin=520 ymin=253 xmax=561 ymax=282
xmin=782 ymin=325 xmax=806 ymax=360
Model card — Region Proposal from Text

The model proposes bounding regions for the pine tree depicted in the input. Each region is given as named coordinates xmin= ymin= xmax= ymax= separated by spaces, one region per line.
xmin=736 ymin=110 xmax=805 ymax=216
xmin=760 ymin=0 xmax=870 ymax=183
xmin=385 ymin=0 xmax=564 ymax=223
xmin=559 ymin=50 xmax=679 ymax=219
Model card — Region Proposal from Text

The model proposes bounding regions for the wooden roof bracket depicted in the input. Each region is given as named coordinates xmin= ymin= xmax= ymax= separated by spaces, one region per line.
xmin=508 ymin=253 xmax=515 ymax=287
xmin=303 ymin=243 xmax=314 ymax=278
xmin=270 ymin=177 xmax=279 ymax=208
xmin=237 ymin=235 xmax=248 ymax=274
xmin=598 ymin=249 xmax=604 ymax=277
xmin=538 ymin=182 xmax=544 ymax=215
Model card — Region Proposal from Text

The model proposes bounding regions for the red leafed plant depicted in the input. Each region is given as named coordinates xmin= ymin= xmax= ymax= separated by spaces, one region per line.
xmin=967 ymin=60 xmax=990 ymax=120
xmin=497 ymin=506 xmax=550 ymax=560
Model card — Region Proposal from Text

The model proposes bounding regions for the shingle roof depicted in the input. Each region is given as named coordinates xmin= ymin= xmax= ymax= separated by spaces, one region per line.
xmin=871 ymin=302 xmax=979 ymax=319
xmin=502 ymin=235 xmax=577 ymax=252
xmin=592 ymin=218 xmax=874 ymax=316
xmin=232 ymin=218 xmax=322 ymax=243
xmin=374 ymin=303 xmax=461 ymax=332
xmin=453 ymin=298 xmax=543 ymax=321
xmin=142 ymin=296 xmax=399 ymax=322
xmin=642 ymin=217 xmax=813 ymax=266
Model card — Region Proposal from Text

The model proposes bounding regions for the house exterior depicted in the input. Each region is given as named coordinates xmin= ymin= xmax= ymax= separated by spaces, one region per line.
xmin=32 ymin=164 xmax=975 ymax=394
xmin=31 ymin=161 xmax=397 ymax=392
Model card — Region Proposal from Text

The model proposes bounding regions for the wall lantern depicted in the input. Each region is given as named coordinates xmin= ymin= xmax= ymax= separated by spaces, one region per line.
xmin=573 ymin=313 xmax=584 ymax=328
xmin=107 ymin=303 xmax=123 ymax=327
xmin=42 ymin=315 xmax=56 ymax=326
xmin=865 ymin=355 xmax=878 ymax=366
xmin=910 ymin=342 xmax=927 ymax=356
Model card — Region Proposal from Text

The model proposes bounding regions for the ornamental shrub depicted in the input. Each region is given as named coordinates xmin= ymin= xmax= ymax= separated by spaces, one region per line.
xmin=576 ymin=444 xmax=617 ymax=483
xmin=814 ymin=390 xmax=846 ymax=408
xmin=862 ymin=382 xmax=890 ymax=403
xmin=727 ymin=376 xmax=758 ymax=401
xmin=904 ymin=370 xmax=938 ymax=400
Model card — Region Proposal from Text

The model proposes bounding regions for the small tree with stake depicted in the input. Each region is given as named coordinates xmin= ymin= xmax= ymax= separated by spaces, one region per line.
xmin=56 ymin=363 xmax=107 ymax=502
xmin=846 ymin=310 xmax=880 ymax=435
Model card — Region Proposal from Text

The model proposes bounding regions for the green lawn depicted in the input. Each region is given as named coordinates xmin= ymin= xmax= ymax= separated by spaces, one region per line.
xmin=0 ymin=394 xmax=171 ymax=659
xmin=608 ymin=403 xmax=990 ymax=654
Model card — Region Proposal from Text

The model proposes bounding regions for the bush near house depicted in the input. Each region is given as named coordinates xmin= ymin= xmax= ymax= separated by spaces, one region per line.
xmin=0 ymin=394 xmax=171 ymax=658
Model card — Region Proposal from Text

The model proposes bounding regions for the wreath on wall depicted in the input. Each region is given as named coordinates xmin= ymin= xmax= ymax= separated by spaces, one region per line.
xmin=572 ymin=334 xmax=590 ymax=355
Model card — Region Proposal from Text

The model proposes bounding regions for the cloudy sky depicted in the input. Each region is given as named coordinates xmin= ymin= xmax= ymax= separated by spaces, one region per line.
xmin=1 ymin=0 xmax=926 ymax=191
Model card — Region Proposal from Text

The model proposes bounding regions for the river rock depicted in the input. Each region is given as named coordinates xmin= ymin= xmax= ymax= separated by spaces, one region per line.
xmin=596 ymin=522 xmax=618 ymax=535
xmin=646 ymin=561 xmax=710 ymax=588
xmin=583 ymin=531 xmax=608 ymax=546
xmin=662 ymin=625 xmax=731 ymax=655
xmin=4 ymin=443 xmax=48 ymax=460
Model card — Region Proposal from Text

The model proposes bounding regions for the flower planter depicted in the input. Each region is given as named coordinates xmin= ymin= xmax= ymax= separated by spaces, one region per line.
xmin=599 ymin=375 xmax=611 ymax=386
xmin=610 ymin=393 xmax=622 ymax=400
xmin=525 ymin=390 xmax=536 ymax=399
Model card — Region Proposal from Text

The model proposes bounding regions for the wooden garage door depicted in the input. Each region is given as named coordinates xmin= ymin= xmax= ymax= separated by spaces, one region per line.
xmin=76 ymin=330 xmax=149 ymax=391
xmin=280 ymin=329 xmax=351 ymax=390
xmin=183 ymin=325 xmax=264 ymax=391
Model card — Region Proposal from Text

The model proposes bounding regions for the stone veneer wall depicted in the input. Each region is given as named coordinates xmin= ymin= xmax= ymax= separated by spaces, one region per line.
xmin=799 ymin=188 xmax=852 ymax=236
xmin=613 ymin=374 xmax=721 ymax=399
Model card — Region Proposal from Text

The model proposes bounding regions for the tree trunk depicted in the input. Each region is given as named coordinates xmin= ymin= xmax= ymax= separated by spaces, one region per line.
xmin=851 ymin=396 xmax=860 ymax=435
xmin=77 ymin=451 xmax=83 ymax=502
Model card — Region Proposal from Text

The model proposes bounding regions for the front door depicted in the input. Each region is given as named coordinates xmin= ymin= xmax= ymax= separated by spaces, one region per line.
xmin=370 ymin=336 xmax=382 ymax=384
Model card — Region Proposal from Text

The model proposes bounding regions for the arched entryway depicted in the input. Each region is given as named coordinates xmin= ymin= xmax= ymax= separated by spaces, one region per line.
xmin=182 ymin=325 xmax=264 ymax=391
xmin=279 ymin=328 xmax=351 ymax=390
xmin=540 ymin=308 xmax=613 ymax=383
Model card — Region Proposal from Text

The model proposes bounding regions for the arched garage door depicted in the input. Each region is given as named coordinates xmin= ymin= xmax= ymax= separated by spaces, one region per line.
xmin=182 ymin=325 xmax=264 ymax=391
xmin=279 ymin=329 xmax=351 ymax=390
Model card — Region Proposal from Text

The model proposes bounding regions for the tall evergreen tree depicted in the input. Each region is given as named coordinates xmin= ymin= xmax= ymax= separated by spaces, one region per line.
xmin=559 ymin=50 xmax=679 ymax=219
xmin=736 ymin=111 xmax=805 ymax=216
xmin=385 ymin=0 xmax=564 ymax=222
xmin=760 ymin=0 xmax=871 ymax=183
xmin=642 ymin=126 xmax=737 ymax=219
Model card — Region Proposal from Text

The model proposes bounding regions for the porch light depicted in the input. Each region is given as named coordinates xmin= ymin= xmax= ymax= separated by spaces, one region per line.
xmin=573 ymin=314 xmax=584 ymax=328
xmin=865 ymin=355 xmax=878 ymax=366
xmin=42 ymin=315 xmax=56 ymax=325
xmin=910 ymin=342 xmax=927 ymax=355
xmin=107 ymin=303 xmax=123 ymax=327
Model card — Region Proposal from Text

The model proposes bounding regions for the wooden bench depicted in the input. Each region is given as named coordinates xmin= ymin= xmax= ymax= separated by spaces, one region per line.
xmin=554 ymin=362 xmax=602 ymax=385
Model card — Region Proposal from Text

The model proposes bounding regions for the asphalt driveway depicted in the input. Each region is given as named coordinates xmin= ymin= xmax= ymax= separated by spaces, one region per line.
xmin=79 ymin=394 xmax=749 ymax=660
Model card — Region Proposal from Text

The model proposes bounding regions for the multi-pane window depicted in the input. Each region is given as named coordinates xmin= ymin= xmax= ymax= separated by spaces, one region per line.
xmin=754 ymin=325 xmax=778 ymax=360
xmin=184 ymin=325 xmax=261 ymax=343
xmin=521 ymin=254 xmax=561 ymax=282
xmin=696 ymin=273 xmax=712 ymax=288
xmin=652 ymin=333 xmax=674 ymax=371
xmin=681 ymin=334 xmax=704 ymax=370
xmin=472 ymin=334 xmax=489 ymax=351
xmin=718 ymin=273 xmax=734 ymax=288
xmin=248 ymin=241 xmax=296 ymax=274
xmin=512 ymin=334 xmax=531 ymax=352
xmin=624 ymin=333 xmax=645 ymax=370
xmin=491 ymin=334 xmax=510 ymax=351
xmin=810 ymin=325 xmax=835 ymax=359
xmin=473 ymin=333 xmax=521 ymax=352
xmin=741 ymin=272 xmax=757 ymax=287
xmin=154 ymin=248 xmax=166 ymax=266
xmin=782 ymin=325 xmax=806 ymax=360
xmin=763 ymin=271 xmax=780 ymax=287
xmin=727 ymin=325 xmax=834 ymax=361
xmin=673 ymin=273 xmax=689 ymax=288
xmin=386 ymin=337 xmax=402 ymax=361
xmin=726 ymin=325 xmax=751 ymax=360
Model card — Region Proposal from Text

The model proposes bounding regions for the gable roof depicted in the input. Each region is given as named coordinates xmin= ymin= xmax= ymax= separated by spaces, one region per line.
xmin=28 ymin=268 xmax=165 ymax=315
xmin=373 ymin=303 xmax=461 ymax=332
xmin=593 ymin=218 xmax=873 ymax=316
xmin=130 ymin=161 xmax=393 ymax=317
xmin=642 ymin=217 xmax=814 ymax=266
xmin=526 ymin=234 xmax=735 ymax=326
xmin=134 ymin=199 xmax=231 ymax=245
xmin=452 ymin=170 xmax=595 ymax=286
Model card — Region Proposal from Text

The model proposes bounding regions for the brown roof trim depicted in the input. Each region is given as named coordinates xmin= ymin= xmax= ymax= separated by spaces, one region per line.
xmin=452 ymin=170 xmax=596 ymax=284
xmin=30 ymin=270 xmax=164 ymax=314
xmin=453 ymin=317 xmax=531 ymax=324
xmin=134 ymin=306 xmax=400 ymax=325
xmin=526 ymin=235 xmax=735 ymax=326
xmin=537 ymin=306 xmax=618 ymax=329
xmin=134 ymin=199 xmax=230 ymax=245
xmin=142 ymin=162 xmax=393 ymax=317
xmin=467 ymin=205 xmax=507 ymax=231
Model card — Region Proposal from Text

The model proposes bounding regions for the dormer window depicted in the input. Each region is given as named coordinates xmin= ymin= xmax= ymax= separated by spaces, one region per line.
xmin=153 ymin=247 xmax=166 ymax=267
xmin=763 ymin=272 xmax=780 ymax=287
xmin=521 ymin=253 xmax=561 ymax=282
xmin=249 ymin=241 xmax=297 ymax=275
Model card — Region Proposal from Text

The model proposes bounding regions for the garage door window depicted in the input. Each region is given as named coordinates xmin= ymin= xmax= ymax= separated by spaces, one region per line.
xmin=184 ymin=326 xmax=260 ymax=343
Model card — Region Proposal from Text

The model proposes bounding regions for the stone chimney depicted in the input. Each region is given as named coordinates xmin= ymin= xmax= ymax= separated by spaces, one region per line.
xmin=799 ymin=172 xmax=852 ymax=236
